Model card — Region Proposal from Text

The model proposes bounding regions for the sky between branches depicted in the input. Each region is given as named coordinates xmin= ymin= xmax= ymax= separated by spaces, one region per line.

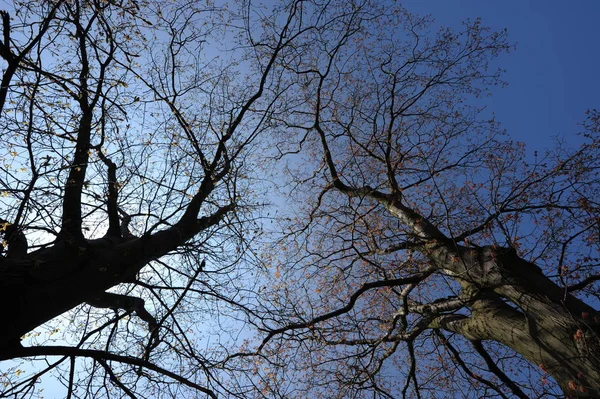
xmin=404 ymin=0 xmax=599 ymax=153
xmin=2 ymin=0 xmax=598 ymax=397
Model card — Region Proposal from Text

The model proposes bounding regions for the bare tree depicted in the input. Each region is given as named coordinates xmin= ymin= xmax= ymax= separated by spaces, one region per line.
xmin=252 ymin=3 xmax=600 ymax=399
xmin=0 ymin=0 xmax=317 ymax=397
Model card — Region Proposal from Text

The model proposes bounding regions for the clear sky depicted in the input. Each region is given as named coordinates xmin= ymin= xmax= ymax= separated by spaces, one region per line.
xmin=403 ymin=0 xmax=599 ymax=153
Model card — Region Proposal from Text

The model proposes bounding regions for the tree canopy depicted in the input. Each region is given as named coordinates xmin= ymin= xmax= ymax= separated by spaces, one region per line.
xmin=0 ymin=1 xmax=598 ymax=398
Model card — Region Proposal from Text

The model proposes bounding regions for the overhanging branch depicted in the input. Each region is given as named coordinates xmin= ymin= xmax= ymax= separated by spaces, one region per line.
xmin=0 ymin=346 xmax=216 ymax=398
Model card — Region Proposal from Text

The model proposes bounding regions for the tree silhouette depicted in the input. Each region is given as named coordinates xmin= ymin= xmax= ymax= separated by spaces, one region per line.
xmin=0 ymin=0 xmax=298 ymax=396
xmin=0 ymin=1 xmax=598 ymax=398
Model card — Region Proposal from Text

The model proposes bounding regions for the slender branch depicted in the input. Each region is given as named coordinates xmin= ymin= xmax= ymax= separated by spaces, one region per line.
xmin=434 ymin=330 xmax=511 ymax=399
xmin=567 ymin=274 xmax=600 ymax=292
xmin=258 ymin=271 xmax=432 ymax=351
xmin=0 ymin=3 xmax=63 ymax=114
xmin=97 ymin=358 xmax=139 ymax=399
xmin=471 ymin=339 xmax=530 ymax=399
xmin=0 ymin=346 xmax=217 ymax=398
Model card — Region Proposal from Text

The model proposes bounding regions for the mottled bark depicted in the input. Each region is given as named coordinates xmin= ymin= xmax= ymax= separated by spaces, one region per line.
xmin=427 ymin=244 xmax=600 ymax=398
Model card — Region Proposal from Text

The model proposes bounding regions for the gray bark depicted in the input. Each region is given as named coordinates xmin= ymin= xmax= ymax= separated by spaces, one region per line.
xmin=426 ymin=242 xmax=600 ymax=398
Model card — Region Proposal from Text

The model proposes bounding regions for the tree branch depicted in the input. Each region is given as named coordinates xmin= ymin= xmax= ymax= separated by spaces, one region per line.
xmin=0 ymin=346 xmax=216 ymax=398
xmin=86 ymin=292 xmax=158 ymax=331
xmin=258 ymin=271 xmax=433 ymax=351
xmin=471 ymin=339 xmax=530 ymax=399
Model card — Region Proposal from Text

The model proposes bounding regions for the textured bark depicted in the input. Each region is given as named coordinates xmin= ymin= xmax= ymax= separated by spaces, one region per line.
xmin=380 ymin=195 xmax=600 ymax=396
xmin=428 ymin=243 xmax=600 ymax=398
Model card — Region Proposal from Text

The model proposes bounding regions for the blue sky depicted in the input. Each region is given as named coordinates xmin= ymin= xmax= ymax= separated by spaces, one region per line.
xmin=403 ymin=0 xmax=599 ymax=153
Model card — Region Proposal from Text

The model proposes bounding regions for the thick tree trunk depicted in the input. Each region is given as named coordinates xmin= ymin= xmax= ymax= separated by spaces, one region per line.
xmin=0 ymin=224 xmax=193 ymax=351
xmin=428 ymin=243 xmax=600 ymax=398
xmin=0 ymin=237 xmax=139 ymax=349
xmin=0 ymin=200 xmax=232 ymax=354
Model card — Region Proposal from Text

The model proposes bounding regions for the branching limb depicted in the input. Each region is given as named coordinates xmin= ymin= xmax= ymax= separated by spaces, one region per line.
xmin=434 ymin=330 xmax=513 ymax=399
xmin=97 ymin=358 xmax=138 ymax=399
xmin=258 ymin=271 xmax=433 ymax=351
xmin=567 ymin=274 xmax=600 ymax=292
xmin=59 ymin=6 xmax=94 ymax=242
xmin=402 ymin=339 xmax=421 ymax=399
xmin=86 ymin=292 xmax=158 ymax=331
xmin=0 ymin=4 xmax=62 ymax=114
xmin=0 ymin=346 xmax=217 ymax=398
xmin=428 ymin=295 xmax=528 ymax=342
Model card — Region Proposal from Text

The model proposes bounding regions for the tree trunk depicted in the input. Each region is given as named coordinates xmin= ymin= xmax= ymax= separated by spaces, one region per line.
xmin=0 ymin=224 xmax=192 ymax=352
xmin=428 ymin=243 xmax=600 ymax=398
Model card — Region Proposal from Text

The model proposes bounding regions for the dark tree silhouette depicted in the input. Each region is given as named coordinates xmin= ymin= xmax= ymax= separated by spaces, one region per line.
xmin=0 ymin=0 xmax=307 ymax=397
